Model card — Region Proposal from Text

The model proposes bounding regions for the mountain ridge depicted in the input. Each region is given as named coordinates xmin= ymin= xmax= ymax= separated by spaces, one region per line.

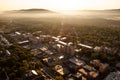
xmin=6 ymin=8 xmax=54 ymax=13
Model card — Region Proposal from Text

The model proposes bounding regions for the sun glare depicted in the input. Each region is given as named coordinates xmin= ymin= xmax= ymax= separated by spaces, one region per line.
xmin=0 ymin=0 xmax=120 ymax=12
xmin=54 ymin=0 xmax=78 ymax=10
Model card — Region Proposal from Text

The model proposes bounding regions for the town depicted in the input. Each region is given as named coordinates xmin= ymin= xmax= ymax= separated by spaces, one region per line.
xmin=0 ymin=30 xmax=119 ymax=80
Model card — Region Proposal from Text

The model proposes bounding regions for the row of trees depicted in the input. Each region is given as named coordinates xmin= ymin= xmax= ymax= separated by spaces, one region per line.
xmin=0 ymin=44 xmax=35 ymax=80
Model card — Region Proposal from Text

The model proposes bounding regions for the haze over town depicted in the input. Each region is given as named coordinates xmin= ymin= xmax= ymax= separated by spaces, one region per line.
xmin=0 ymin=0 xmax=120 ymax=80
xmin=0 ymin=0 xmax=120 ymax=12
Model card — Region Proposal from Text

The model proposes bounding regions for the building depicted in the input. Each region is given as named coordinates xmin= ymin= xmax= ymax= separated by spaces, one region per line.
xmin=6 ymin=50 xmax=11 ymax=56
xmin=83 ymin=65 xmax=96 ymax=72
xmin=66 ymin=42 xmax=75 ymax=55
xmin=45 ymin=50 xmax=54 ymax=55
xmin=89 ymin=71 xmax=99 ymax=79
xmin=53 ymin=44 xmax=65 ymax=53
xmin=94 ymin=46 xmax=102 ymax=53
xmin=30 ymin=49 xmax=42 ymax=56
xmin=54 ymin=65 xmax=70 ymax=76
xmin=23 ymin=70 xmax=44 ymax=80
xmin=69 ymin=57 xmax=85 ymax=67
xmin=78 ymin=43 xmax=93 ymax=49
xmin=53 ymin=42 xmax=75 ymax=55
xmin=18 ymin=40 xmax=30 ymax=45
xmin=90 ymin=59 xmax=109 ymax=73
xmin=42 ymin=57 xmax=56 ymax=66
xmin=40 ymin=47 xmax=48 ymax=52
xmin=79 ymin=68 xmax=88 ymax=76
xmin=105 ymin=71 xmax=120 ymax=80
xmin=90 ymin=59 xmax=101 ymax=67
xmin=99 ymin=63 xmax=109 ymax=73
xmin=15 ymin=31 xmax=21 ymax=35
xmin=74 ymin=72 xmax=82 ymax=78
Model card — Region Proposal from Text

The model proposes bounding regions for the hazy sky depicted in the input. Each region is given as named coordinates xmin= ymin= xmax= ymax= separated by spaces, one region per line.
xmin=0 ymin=0 xmax=120 ymax=11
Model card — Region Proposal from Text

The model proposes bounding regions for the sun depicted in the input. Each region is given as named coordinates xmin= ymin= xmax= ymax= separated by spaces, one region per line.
xmin=52 ymin=0 xmax=79 ymax=10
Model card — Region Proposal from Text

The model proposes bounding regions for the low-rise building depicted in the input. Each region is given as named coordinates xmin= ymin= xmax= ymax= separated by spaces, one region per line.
xmin=40 ymin=47 xmax=48 ymax=52
xmin=94 ymin=46 xmax=102 ymax=53
xmin=45 ymin=50 xmax=54 ymax=55
xmin=99 ymin=63 xmax=109 ymax=73
xmin=90 ymin=59 xmax=101 ymax=67
xmin=74 ymin=72 xmax=82 ymax=79
xmin=42 ymin=57 xmax=56 ymax=66
xmin=23 ymin=70 xmax=40 ymax=80
xmin=31 ymin=49 xmax=42 ymax=56
xmin=78 ymin=43 xmax=93 ymax=49
xmin=90 ymin=59 xmax=109 ymax=73
xmin=69 ymin=57 xmax=85 ymax=67
xmin=89 ymin=71 xmax=99 ymax=79
xmin=54 ymin=65 xmax=70 ymax=76
xmin=79 ymin=68 xmax=88 ymax=76
xmin=6 ymin=50 xmax=11 ymax=56
xmin=18 ymin=40 xmax=30 ymax=45
xmin=83 ymin=65 xmax=96 ymax=71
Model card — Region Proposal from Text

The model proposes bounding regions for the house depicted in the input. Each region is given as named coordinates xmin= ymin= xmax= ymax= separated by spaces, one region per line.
xmin=23 ymin=70 xmax=44 ymax=80
xmin=94 ymin=46 xmax=102 ymax=52
xmin=79 ymin=68 xmax=88 ymax=76
xmin=74 ymin=72 xmax=83 ymax=79
xmin=89 ymin=71 xmax=99 ymax=79
xmin=54 ymin=65 xmax=70 ymax=76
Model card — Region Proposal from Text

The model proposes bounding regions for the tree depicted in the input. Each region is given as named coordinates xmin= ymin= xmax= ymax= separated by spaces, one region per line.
xmin=55 ymin=76 xmax=64 ymax=80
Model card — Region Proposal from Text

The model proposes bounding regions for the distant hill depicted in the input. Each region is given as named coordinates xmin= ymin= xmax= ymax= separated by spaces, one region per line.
xmin=106 ymin=9 xmax=120 ymax=11
xmin=81 ymin=9 xmax=120 ymax=12
xmin=5 ymin=9 xmax=54 ymax=13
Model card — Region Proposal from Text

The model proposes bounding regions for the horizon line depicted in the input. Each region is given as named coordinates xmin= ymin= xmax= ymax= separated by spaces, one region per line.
xmin=0 ymin=8 xmax=120 ymax=12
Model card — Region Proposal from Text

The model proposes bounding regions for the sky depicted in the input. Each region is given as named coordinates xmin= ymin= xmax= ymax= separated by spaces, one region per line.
xmin=0 ymin=0 xmax=120 ymax=12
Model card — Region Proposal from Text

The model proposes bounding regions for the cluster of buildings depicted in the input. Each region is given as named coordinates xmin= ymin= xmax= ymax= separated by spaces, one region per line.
xmin=52 ymin=36 xmax=75 ymax=55
xmin=0 ymin=35 xmax=11 ymax=46
xmin=56 ymin=58 xmax=109 ymax=80
xmin=0 ymin=35 xmax=12 ymax=57
xmin=105 ymin=71 xmax=120 ymax=80
xmin=0 ymin=31 xmax=120 ymax=80
xmin=94 ymin=46 xmax=119 ymax=55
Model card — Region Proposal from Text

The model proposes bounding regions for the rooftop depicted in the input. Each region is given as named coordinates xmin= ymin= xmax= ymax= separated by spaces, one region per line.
xmin=69 ymin=57 xmax=85 ymax=66
xmin=78 ymin=43 xmax=93 ymax=49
